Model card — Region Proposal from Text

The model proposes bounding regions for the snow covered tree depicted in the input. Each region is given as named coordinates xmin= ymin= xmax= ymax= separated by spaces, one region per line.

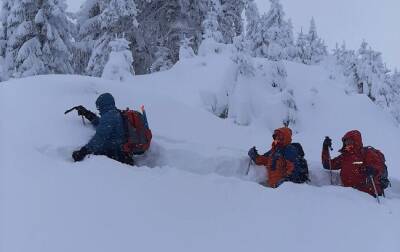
xmin=253 ymin=0 xmax=295 ymax=60
xmin=202 ymin=0 xmax=223 ymax=43
xmin=305 ymin=18 xmax=327 ymax=64
xmin=218 ymin=0 xmax=245 ymax=43
xmin=179 ymin=36 xmax=195 ymax=60
xmin=333 ymin=42 xmax=362 ymax=92
xmin=296 ymin=18 xmax=327 ymax=64
xmin=356 ymin=41 xmax=389 ymax=104
xmin=199 ymin=0 xmax=225 ymax=55
xmin=150 ymin=46 xmax=174 ymax=72
xmin=0 ymin=0 xmax=74 ymax=79
xmin=270 ymin=60 xmax=287 ymax=89
xmin=244 ymin=0 xmax=262 ymax=55
xmin=102 ymin=37 xmax=134 ymax=81
xmin=77 ymin=0 xmax=139 ymax=77
xmin=232 ymin=34 xmax=254 ymax=78
xmin=295 ymin=29 xmax=308 ymax=64
xmin=281 ymin=89 xmax=298 ymax=128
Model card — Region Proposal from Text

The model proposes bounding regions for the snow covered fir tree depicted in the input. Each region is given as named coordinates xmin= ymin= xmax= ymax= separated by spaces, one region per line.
xmin=0 ymin=0 xmax=74 ymax=79
xmin=102 ymin=37 xmax=135 ymax=81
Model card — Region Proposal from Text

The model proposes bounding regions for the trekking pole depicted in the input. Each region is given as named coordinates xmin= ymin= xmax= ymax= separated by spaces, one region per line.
xmin=140 ymin=105 xmax=149 ymax=128
xmin=327 ymin=145 xmax=334 ymax=185
xmin=369 ymin=175 xmax=381 ymax=204
xmin=246 ymin=159 xmax=252 ymax=175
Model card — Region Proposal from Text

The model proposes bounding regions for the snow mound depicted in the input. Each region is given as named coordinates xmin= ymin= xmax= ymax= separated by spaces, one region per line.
xmin=1 ymin=54 xmax=400 ymax=252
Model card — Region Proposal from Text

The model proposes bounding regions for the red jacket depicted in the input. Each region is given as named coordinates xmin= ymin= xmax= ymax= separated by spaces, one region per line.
xmin=255 ymin=128 xmax=295 ymax=188
xmin=322 ymin=130 xmax=384 ymax=196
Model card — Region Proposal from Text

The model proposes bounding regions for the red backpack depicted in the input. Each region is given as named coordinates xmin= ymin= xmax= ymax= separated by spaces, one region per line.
xmin=120 ymin=108 xmax=152 ymax=155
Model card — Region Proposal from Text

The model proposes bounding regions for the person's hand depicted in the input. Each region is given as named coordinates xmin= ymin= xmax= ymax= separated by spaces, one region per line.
xmin=76 ymin=106 xmax=96 ymax=121
xmin=363 ymin=166 xmax=377 ymax=177
xmin=248 ymin=147 xmax=259 ymax=162
xmin=72 ymin=147 xmax=89 ymax=162
xmin=323 ymin=136 xmax=332 ymax=150
xmin=75 ymin=105 xmax=89 ymax=116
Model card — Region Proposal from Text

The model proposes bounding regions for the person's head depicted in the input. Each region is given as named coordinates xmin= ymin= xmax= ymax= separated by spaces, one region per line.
xmin=272 ymin=127 xmax=292 ymax=148
xmin=95 ymin=93 xmax=116 ymax=115
xmin=341 ymin=130 xmax=363 ymax=153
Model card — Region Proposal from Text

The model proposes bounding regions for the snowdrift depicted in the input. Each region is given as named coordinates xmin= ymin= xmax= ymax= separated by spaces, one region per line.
xmin=1 ymin=54 xmax=400 ymax=252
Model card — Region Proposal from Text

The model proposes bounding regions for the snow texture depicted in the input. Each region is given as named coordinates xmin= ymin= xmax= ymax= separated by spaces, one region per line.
xmin=1 ymin=50 xmax=400 ymax=252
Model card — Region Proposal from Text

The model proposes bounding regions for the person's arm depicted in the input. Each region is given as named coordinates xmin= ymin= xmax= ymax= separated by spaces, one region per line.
xmin=85 ymin=114 xmax=113 ymax=153
xmin=322 ymin=147 xmax=342 ymax=170
xmin=255 ymin=151 xmax=271 ymax=166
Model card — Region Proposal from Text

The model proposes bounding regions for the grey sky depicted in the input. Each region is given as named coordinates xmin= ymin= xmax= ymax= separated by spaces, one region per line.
xmin=65 ymin=0 xmax=400 ymax=70
xmin=255 ymin=0 xmax=400 ymax=70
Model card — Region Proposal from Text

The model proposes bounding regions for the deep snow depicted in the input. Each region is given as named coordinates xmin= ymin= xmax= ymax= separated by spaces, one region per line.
xmin=1 ymin=53 xmax=400 ymax=252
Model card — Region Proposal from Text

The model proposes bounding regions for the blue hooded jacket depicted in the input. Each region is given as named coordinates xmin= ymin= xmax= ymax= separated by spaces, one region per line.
xmin=85 ymin=93 xmax=125 ymax=155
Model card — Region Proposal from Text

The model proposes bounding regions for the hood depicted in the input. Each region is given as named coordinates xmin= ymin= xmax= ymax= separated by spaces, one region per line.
xmin=273 ymin=127 xmax=292 ymax=147
xmin=96 ymin=93 xmax=116 ymax=115
xmin=342 ymin=130 xmax=363 ymax=151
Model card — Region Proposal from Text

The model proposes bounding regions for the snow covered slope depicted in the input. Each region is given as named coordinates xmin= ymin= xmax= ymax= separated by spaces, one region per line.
xmin=1 ymin=54 xmax=400 ymax=252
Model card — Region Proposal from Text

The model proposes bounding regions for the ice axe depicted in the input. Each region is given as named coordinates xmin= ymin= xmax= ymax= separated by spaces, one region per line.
xmin=64 ymin=106 xmax=86 ymax=125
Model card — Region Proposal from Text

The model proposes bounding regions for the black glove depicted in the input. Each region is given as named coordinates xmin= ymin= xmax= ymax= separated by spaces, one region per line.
xmin=72 ymin=147 xmax=89 ymax=162
xmin=248 ymin=146 xmax=259 ymax=162
xmin=76 ymin=106 xmax=97 ymax=122
xmin=323 ymin=136 xmax=332 ymax=150
xmin=364 ymin=166 xmax=378 ymax=177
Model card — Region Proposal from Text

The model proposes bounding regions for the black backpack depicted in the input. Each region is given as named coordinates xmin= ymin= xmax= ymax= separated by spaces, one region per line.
xmin=288 ymin=142 xmax=310 ymax=183
xmin=363 ymin=146 xmax=391 ymax=190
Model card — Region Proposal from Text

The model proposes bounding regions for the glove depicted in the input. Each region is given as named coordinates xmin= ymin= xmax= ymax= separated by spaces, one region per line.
xmin=323 ymin=136 xmax=332 ymax=150
xmin=76 ymin=106 xmax=97 ymax=122
xmin=72 ymin=147 xmax=89 ymax=162
xmin=363 ymin=166 xmax=378 ymax=177
xmin=248 ymin=146 xmax=259 ymax=162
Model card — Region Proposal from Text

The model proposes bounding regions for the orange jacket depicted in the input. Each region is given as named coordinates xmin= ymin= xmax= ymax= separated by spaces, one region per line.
xmin=255 ymin=128 xmax=295 ymax=188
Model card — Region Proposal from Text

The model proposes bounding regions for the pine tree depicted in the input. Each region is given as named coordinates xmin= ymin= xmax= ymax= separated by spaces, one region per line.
xmin=77 ymin=0 xmax=139 ymax=77
xmin=295 ymin=29 xmax=308 ymax=64
xmin=102 ymin=37 xmax=134 ymax=81
xmin=282 ymin=89 xmax=298 ymax=128
xmin=179 ymin=36 xmax=195 ymax=60
xmin=0 ymin=0 xmax=74 ymax=79
xmin=232 ymin=34 xmax=254 ymax=78
xmin=198 ymin=0 xmax=225 ymax=55
xmin=202 ymin=0 xmax=224 ymax=43
xmin=356 ymin=41 xmax=389 ymax=103
xmin=218 ymin=0 xmax=245 ymax=43
xmin=305 ymin=18 xmax=327 ymax=64
xmin=244 ymin=0 xmax=262 ymax=56
xmin=150 ymin=46 xmax=174 ymax=72
xmin=296 ymin=18 xmax=327 ymax=64
xmin=255 ymin=0 xmax=294 ymax=60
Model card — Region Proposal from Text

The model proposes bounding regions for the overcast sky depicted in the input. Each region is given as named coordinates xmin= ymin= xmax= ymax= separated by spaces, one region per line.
xmin=66 ymin=0 xmax=399 ymax=70
xmin=255 ymin=0 xmax=400 ymax=70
